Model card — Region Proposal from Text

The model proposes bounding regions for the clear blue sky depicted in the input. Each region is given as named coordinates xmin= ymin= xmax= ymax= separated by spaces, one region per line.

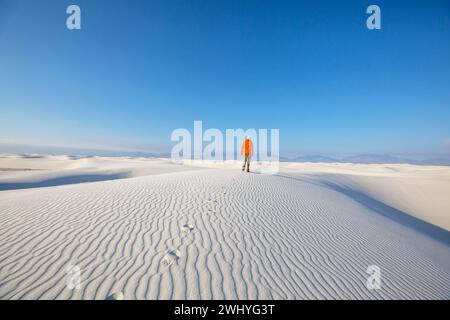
xmin=1 ymin=0 xmax=449 ymax=157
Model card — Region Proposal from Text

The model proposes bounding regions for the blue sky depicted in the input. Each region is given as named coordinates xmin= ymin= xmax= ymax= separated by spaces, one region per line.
xmin=0 ymin=0 xmax=449 ymax=157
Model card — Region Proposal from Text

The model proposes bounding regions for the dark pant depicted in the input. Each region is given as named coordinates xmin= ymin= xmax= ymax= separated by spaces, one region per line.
xmin=242 ymin=154 xmax=250 ymax=171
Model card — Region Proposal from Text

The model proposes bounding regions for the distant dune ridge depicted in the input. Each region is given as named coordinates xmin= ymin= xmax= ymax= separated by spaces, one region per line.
xmin=0 ymin=155 xmax=449 ymax=299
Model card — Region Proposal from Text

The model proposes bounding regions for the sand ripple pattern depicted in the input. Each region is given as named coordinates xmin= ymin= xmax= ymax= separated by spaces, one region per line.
xmin=0 ymin=169 xmax=449 ymax=299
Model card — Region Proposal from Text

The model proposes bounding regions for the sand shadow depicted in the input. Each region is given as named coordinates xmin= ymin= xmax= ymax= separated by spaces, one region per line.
xmin=321 ymin=181 xmax=450 ymax=246
xmin=273 ymin=173 xmax=450 ymax=246
xmin=0 ymin=173 xmax=129 ymax=191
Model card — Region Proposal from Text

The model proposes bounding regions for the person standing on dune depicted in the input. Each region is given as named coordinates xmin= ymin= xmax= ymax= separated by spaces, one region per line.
xmin=241 ymin=136 xmax=253 ymax=172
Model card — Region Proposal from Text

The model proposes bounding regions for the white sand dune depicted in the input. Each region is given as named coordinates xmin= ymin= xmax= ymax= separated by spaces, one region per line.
xmin=0 ymin=155 xmax=201 ymax=191
xmin=0 ymin=156 xmax=449 ymax=299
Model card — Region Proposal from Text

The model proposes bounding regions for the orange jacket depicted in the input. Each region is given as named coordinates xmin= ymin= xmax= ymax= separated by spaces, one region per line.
xmin=241 ymin=139 xmax=253 ymax=156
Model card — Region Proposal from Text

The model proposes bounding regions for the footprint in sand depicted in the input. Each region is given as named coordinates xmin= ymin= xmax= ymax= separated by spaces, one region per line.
xmin=161 ymin=249 xmax=181 ymax=268
xmin=106 ymin=291 xmax=124 ymax=300
xmin=181 ymin=224 xmax=194 ymax=235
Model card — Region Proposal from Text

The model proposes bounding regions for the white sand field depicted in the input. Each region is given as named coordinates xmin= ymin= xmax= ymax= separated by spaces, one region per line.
xmin=0 ymin=155 xmax=449 ymax=299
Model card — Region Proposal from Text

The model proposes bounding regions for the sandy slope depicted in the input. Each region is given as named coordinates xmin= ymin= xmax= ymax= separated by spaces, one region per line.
xmin=0 ymin=159 xmax=449 ymax=299
xmin=0 ymin=155 xmax=202 ymax=191
xmin=283 ymin=162 xmax=450 ymax=231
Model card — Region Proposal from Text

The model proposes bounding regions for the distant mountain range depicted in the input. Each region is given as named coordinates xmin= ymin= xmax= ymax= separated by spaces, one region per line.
xmin=2 ymin=142 xmax=450 ymax=166
xmin=284 ymin=154 xmax=450 ymax=166
xmin=340 ymin=154 xmax=410 ymax=164
xmin=289 ymin=155 xmax=340 ymax=163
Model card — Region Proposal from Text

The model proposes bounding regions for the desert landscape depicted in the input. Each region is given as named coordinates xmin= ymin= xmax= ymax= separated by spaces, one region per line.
xmin=0 ymin=155 xmax=449 ymax=299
